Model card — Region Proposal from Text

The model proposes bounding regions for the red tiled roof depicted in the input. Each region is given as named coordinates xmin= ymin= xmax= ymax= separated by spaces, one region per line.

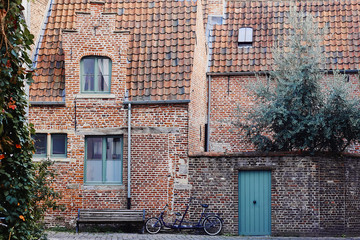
xmin=30 ymin=0 xmax=197 ymax=102
xmin=209 ymin=0 xmax=360 ymax=73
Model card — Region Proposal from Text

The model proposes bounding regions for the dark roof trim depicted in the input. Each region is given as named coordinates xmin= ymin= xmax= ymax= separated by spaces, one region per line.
xmin=30 ymin=101 xmax=66 ymax=106
xmin=124 ymin=100 xmax=190 ymax=105
xmin=113 ymin=30 xmax=131 ymax=34
xmin=75 ymin=12 xmax=91 ymax=15
xmin=207 ymin=71 xmax=267 ymax=76
xmin=207 ymin=69 xmax=359 ymax=76
xmin=62 ymin=29 xmax=78 ymax=33
xmin=102 ymin=12 xmax=117 ymax=15
xmin=90 ymin=1 xmax=105 ymax=4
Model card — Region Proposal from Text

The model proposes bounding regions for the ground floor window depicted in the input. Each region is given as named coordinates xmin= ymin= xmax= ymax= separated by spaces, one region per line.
xmin=33 ymin=133 xmax=67 ymax=158
xmin=85 ymin=136 xmax=123 ymax=185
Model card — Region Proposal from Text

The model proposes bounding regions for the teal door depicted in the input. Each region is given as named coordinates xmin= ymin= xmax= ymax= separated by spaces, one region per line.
xmin=238 ymin=171 xmax=271 ymax=235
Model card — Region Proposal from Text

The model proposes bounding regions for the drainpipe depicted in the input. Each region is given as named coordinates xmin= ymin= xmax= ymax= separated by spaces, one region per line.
xmin=206 ymin=75 xmax=212 ymax=152
xmin=127 ymin=103 xmax=132 ymax=209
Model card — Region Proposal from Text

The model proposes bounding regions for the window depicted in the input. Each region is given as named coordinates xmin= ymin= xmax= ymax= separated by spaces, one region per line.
xmin=238 ymin=27 xmax=253 ymax=47
xmin=81 ymin=56 xmax=112 ymax=93
xmin=85 ymin=136 xmax=123 ymax=185
xmin=33 ymin=133 xmax=67 ymax=159
xmin=51 ymin=134 xmax=67 ymax=158
xmin=34 ymin=133 xmax=47 ymax=157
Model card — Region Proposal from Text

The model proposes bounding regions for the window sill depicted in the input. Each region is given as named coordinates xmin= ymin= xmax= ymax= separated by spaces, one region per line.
xmin=83 ymin=185 xmax=125 ymax=190
xmin=76 ymin=94 xmax=116 ymax=99
xmin=33 ymin=157 xmax=70 ymax=162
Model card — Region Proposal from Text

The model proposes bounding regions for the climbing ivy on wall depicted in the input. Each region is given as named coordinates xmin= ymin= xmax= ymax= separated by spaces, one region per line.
xmin=0 ymin=1 xmax=62 ymax=239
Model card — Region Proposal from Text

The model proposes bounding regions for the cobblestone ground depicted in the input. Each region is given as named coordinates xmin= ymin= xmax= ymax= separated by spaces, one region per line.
xmin=47 ymin=232 xmax=360 ymax=240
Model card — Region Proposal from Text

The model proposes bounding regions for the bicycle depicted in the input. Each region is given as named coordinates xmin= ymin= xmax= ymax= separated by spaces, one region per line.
xmin=145 ymin=197 xmax=223 ymax=235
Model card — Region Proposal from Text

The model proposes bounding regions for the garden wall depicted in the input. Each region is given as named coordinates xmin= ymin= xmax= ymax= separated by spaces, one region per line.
xmin=188 ymin=154 xmax=360 ymax=236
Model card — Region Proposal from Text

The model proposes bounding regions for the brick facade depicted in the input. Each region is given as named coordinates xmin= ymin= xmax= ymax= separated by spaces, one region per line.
xmin=188 ymin=154 xmax=360 ymax=236
xmin=29 ymin=2 xmax=194 ymax=227
xmin=27 ymin=0 xmax=360 ymax=236
xmin=209 ymin=74 xmax=360 ymax=153
xmin=30 ymin=0 xmax=49 ymax=54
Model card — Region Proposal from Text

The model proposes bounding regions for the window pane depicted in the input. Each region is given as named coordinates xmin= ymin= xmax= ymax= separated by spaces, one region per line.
xmin=83 ymin=58 xmax=95 ymax=91
xmin=34 ymin=134 xmax=47 ymax=155
xmin=106 ymin=137 xmax=121 ymax=182
xmin=97 ymin=58 xmax=110 ymax=92
xmin=86 ymin=137 xmax=102 ymax=160
xmin=86 ymin=137 xmax=103 ymax=182
xmin=52 ymin=134 xmax=66 ymax=156
xmin=245 ymin=28 xmax=253 ymax=42
xmin=87 ymin=160 xmax=102 ymax=182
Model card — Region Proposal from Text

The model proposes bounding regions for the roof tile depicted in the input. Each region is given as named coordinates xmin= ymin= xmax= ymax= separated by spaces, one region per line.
xmin=30 ymin=0 xmax=197 ymax=102
xmin=210 ymin=0 xmax=360 ymax=73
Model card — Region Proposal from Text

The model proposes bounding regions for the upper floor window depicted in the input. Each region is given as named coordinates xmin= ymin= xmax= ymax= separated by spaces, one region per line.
xmin=238 ymin=27 xmax=253 ymax=47
xmin=81 ymin=56 xmax=112 ymax=93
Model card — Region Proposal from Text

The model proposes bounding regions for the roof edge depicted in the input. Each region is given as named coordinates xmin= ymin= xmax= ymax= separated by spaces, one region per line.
xmin=89 ymin=1 xmax=105 ymax=5
xmin=30 ymin=101 xmax=66 ymax=106
xmin=124 ymin=100 xmax=190 ymax=105
xmin=207 ymin=69 xmax=359 ymax=76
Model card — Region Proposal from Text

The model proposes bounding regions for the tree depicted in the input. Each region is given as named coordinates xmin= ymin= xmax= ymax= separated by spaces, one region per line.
xmin=0 ymin=1 xmax=62 ymax=239
xmin=240 ymin=6 xmax=360 ymax=153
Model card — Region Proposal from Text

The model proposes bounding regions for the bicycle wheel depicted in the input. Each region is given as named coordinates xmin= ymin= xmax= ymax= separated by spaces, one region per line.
xmin=145 ymin=217 xmax=162 ymax=234
xmin=203 ymin=215 xmax=223 ymax=235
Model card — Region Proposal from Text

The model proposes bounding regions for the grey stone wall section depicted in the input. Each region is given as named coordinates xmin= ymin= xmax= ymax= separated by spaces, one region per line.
xmin=188 ymin=156 xmax=360 ymax=236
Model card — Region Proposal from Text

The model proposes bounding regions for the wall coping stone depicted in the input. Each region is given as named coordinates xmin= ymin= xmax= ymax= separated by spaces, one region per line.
xmin=189 ymin=151 xmax=360 ymax=159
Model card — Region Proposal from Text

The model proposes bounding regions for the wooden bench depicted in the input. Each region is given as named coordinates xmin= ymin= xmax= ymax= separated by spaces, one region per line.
xmin=76 ymin=209 xmax=145 ymax=233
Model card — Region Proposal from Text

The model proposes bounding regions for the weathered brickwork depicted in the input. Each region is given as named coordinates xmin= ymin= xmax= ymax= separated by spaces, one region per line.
xmin=209 ymin=75 xmax=256 ymax=152
xmin=29 ymin=2 xmax=192 ymax=227
xmin=209 ymin=74 xmax=360 ymax=153
xmin=206 ymin=0 xmax=225 ymax=15
xmin=30 ymin=0 xmax=49 ymax=54
xmin=188 ymin=0 xmax=208 ymax=154
xmin=189 ymin=155 xmax=360 ymax=236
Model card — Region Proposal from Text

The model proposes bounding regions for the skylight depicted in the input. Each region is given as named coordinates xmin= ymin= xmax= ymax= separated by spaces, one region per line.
xmin=238 ymin=27 xmax=253 ymax=47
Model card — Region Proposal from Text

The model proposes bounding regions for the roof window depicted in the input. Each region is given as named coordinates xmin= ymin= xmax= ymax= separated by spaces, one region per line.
xmin=238 ymin=27 xmax=253 ymax=47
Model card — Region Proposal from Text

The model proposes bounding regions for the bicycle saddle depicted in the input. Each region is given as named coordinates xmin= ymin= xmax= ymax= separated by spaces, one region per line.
xmin=201 ymin=204 xmax=209 ymax=208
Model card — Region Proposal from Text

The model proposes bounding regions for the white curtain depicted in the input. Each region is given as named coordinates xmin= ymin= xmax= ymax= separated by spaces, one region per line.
xmin=97 ymin=58 xmax=110 ymax=92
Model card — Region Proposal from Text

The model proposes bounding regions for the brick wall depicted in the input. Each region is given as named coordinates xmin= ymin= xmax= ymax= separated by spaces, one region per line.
xmin=188 ymin=0 xmax=208 ymax=154
xmin=29 ymin=2 xmax=191 ymax=226
xmin=188 ymin=154 xmax=360 ymax=236
xmin=206 ymin=0 xmax=225 ymax=16
xmin=209 ymin=74 xmax=360 ymax=153
xmin=209 ymin=75 xmax=256 ymax=152
xmin=30 ymin=0 xmax=49 ymax=54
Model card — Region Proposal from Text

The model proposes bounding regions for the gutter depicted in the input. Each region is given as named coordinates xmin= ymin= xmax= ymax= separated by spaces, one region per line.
xmin=206 ymin=75 xmax=211 ymax=152
xmin=30 ymin=101 xmax=65 ymax=106
xmin=127 ymin=103 xmax=132 ymax=209
xmin=123 ymin=100 xmax=190 ymax=105
xmin=207 ymin=69 xmax=359 ymax=76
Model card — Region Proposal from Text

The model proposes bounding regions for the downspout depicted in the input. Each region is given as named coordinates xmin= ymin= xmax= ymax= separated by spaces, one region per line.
xmin=127 ymin=103 xmax=132 ymax=209
xmin=206 ymin=75 xmax=211 ymax=152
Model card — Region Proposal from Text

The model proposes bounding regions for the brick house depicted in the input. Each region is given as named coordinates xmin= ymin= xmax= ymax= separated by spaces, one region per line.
xmin=28 ymin=0 xmax=360 ymax=236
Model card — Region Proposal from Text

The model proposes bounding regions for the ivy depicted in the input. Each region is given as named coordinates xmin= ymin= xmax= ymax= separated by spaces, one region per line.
xmin=0 ymin=0 xmax=62 ymax=239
